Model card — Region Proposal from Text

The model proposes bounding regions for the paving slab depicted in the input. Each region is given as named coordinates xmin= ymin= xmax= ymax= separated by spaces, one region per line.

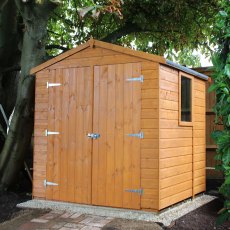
xmin=7 ymin=211 xmax=115 ymax=230
xmin=0 ymin=207 xmax=119 ymax=230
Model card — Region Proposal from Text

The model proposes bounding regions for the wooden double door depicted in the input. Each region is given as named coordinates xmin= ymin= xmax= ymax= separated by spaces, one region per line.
xmin=46 ymin=63 xmax=141 ymax=209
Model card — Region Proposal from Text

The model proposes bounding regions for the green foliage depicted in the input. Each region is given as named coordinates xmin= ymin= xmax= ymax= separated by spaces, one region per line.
xmin=210 ymin=0 xmax=230 ymax=225
xmin=46 ymin=0 xmax=219 ymax=66
xmin=216 ymin=208 xmax=230 ymax=225
xmin=165 ymin=49 xmax=201 ymax=67
xmin=46 ymin=0 xmax=123 ymax=56
xmin=122 ymin=0 xmax=217 ymax=55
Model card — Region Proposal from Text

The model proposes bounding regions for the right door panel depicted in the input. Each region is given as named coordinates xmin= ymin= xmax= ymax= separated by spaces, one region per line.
xmin=92 ymin=63 xmax=141 ymax=209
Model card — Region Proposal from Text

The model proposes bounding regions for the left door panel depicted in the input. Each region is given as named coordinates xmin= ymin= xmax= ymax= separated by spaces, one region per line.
xmin=46 ymin=67 xmax=93 ymax=204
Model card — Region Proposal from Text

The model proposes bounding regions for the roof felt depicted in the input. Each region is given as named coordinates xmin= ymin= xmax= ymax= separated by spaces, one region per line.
xmin=166 ymin=60 xmax=209 ymax=80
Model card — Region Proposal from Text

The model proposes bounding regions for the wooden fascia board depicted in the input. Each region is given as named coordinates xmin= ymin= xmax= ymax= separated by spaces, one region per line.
xmin=30 ymin=42 xmax=90 ymax=74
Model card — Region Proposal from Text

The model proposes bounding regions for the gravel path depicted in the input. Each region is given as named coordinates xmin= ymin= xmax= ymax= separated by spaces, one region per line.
xmin=17 ymin=194 xmax=216 ymax=226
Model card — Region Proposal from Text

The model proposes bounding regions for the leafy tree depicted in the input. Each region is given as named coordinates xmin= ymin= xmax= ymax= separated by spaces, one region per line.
xmin=210 ymin=0 xmax=230 ymax=224
xmin=47 ymin=0 xmax=219 ymax=62
xmin=0 ymin=0 xmax=220 ymax=190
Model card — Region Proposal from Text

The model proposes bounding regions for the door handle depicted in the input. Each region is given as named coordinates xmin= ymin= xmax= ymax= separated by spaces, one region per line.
xmin=87 ymin=133 xmax=100 ymax=139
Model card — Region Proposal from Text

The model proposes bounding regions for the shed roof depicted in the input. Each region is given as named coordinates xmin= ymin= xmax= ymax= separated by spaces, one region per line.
xmin=31 ymin=38 xmax=208 ymax=81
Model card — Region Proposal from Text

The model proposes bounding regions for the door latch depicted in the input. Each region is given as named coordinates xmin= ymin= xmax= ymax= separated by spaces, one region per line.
xmin=87 ymin=133 xmax=100 ymax=139
xmin=127 ymin=131 xmax=144 ymax=139
xmin=126 ymin=75 xmax=144 ymax=83
xmin=125 ymin=188 xmax=143 ymax=195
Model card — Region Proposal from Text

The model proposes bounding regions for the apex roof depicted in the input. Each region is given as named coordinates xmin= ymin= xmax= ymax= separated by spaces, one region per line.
xmin=30 ymin=38 xmax=208 ymax=81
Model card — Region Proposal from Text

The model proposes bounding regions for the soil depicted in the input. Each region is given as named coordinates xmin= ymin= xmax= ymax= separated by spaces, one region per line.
xmin=164 ymin=198 xmax=230 ymax=230
xmin=0 ymin=191 xmax=29 ymax=223
xmin=0 ymin=169 xmax=33 ymax=223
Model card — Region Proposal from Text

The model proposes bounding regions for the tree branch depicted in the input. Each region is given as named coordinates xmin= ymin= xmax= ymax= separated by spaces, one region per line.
xmin=0 ymin=123 xmax=6 ymax=139
xmin=46 ymin=44 xmax=69 ymax=51
xmin=52 ymin=12 xmax=75 ymax=27
xmin=1 ymin=65 xmax=21 ymax=73
xmin=221 ymin=37 xmax=230 ymax=62
xmin=197 ymin=41 xmax=215 ymax=53
xmin=101 ymin=22 xmax=145 ymax=43
xmin=41 ymin=0 xmax=60 ymax=13
xmin=15 ymin=0 xmax=59 ymax=22
xmin=0 ymin=0 xmax=8 ymax=11
xmin=14 ymin=0 xmax=28 ymax=20
xmin=47 ymin=29 xmax=61 ymax=36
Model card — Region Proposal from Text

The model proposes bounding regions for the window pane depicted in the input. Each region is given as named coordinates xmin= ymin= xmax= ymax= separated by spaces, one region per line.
xmin=181 ymin=76 xmax=191 ymax=122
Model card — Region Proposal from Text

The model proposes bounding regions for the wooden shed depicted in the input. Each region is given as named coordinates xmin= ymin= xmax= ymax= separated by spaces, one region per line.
xmin=31 ymin=39 xmax=208 ymax=211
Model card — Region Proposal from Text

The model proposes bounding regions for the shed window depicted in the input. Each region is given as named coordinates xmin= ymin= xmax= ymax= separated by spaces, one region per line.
xmin=179 ymin=73 xmax=193 ymax=126
xmin=181 ymin=76 xmax=191 ymax=121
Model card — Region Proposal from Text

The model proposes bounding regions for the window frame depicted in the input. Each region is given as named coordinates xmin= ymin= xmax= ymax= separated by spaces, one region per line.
xmin=179 ymin=72 xmax=193 ymax=126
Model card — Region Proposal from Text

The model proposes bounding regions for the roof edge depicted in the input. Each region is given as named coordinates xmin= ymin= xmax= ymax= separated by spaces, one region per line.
xmin=30 ymin=41 xmax=90 ymax=74
xmin=166 ymin=60 xmax=209 ymax=81
xmin=94 ymin=40 xmax=166 ymax=64
xmin=30 ymin=38 xmax=166 ymax=74
xmin=30 ymin=38 xmax=208 ymax=80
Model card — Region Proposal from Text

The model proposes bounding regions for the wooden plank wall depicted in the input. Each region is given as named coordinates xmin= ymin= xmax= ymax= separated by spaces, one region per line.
xmin=140 ymin=63 xmax=159 ymax=211
xmin=158 ymin=65 xmax=193 ymax=210
xmin=33 ymin=70 xmax=49 ymax=198
xmin=193 ymin=78 xmax=206 ymax=194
